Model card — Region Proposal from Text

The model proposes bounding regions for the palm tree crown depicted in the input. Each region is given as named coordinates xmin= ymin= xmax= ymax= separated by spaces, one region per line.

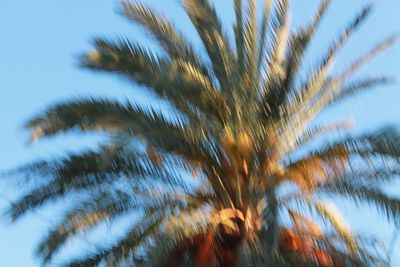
xmin=5 ymin=0 xmax=400 ymax=266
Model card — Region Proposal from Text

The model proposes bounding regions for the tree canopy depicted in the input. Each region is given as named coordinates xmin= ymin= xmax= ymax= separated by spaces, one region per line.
xmin=3 ymin=0 xmax=400 ymax=266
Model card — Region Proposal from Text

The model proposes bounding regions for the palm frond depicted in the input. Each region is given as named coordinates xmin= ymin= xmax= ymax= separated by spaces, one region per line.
xmin=313 ymin=201 xmax=358 ymax=257
xmin=242 ymin=0 xmax=258 ymax=85
xmin=36 ymin=189 xmax=135 ymax=264
xmin=281 ymin=0 xmax=331 ymax=101
xmin=4 ymin=145 xmax=190 ymax=221
xmin=330 ymin=127 xmax=400 ymax=161
xmin=277 ymin=4 xmax=373 ymax=135
xmin=323 ymin=181 xmax=400 ymax=223
xmin=84 ymin=38 xmax=230 ymax=125
xmin=282 ymin=146 xmax=348 ymax=191
xmin=336 ymin=34 xmax=400 ymax=82
xmin=328 ymin=76 xmax=394 ymax=106
xmin=183 ymin=0 xmax=236 ymax=91
xmin=266 ymin=0 xmax=290 ymax=80
xmin=26 ymin=98 xmax=154 ymax=140
xmin=82 ymin=38 xmax=167 ymax=88
xmin=257 ymin=0 xmax=272 ymax=71
xmin=321 ymin=4 xmax=373 ymax=65
xmin=25 ymin=97 xmax=212 ymax=165
xmin=295 ymin=120 xmax=354 ymax=150
xmin=234 ymin=0 xmax=244 ymax=74
xmin=121 ymin=1 xmax=206 ymax=71
xmin=63 ymin=209 xmax=164 ymax=267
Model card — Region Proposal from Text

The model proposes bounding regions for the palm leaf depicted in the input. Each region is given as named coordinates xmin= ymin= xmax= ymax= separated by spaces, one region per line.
xmin=63 ymin=209 xmax=164 ymax=267
xmin=322 ymin=181 xmax=400 ymax=223
xmin=183 ymin=0 xmax=236 ymax=91
xmin=36 ymin=189 xmax=135 ymax=264
xmin=121 ymin=1 xmax=206 ymax=71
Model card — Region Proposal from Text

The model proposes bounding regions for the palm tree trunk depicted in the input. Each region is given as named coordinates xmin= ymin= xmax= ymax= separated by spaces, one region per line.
xmin=219 ymin=247 xmax=238 ymax=267
xmin=218 ymin=218 xmax=245 ymax=267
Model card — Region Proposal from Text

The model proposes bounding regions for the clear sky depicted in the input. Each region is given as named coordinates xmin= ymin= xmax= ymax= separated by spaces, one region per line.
xmin=1 ymin=0 xmax=400 ymax=266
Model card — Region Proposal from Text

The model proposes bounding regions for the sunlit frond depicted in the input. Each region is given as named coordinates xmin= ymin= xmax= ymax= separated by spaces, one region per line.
xmin=183 ymin=0 xmax=236 ymax=91
xmin=82 ymin=38 xmax=166 ymax=87
xmin=122 ymin=1 xmax=206 ymax=70
xmin=313 ymin=201 xmax=358 ymax=256
xmin=277 ymin=4 xmax=374 ymax=139
xmin=267 ymin=0 xmax=290 ymax=79
xmin=281 ymin=0 xmax=331 ymax=102
xmin=282 ymin=146 xmax=348 ymax=191
xmin=336 ymin=34 xmax=400 ymax=82
xmin=257 ymin=0 xmax=272 ymax=70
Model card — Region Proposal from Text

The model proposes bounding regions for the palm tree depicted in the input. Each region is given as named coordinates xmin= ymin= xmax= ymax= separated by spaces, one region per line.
xmin=5 ymin=0 xmax=400 ymax=266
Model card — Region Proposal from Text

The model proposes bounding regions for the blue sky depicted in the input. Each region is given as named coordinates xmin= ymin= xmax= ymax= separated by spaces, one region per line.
xmin=0 ymin=0 xmax=400 ymax=266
